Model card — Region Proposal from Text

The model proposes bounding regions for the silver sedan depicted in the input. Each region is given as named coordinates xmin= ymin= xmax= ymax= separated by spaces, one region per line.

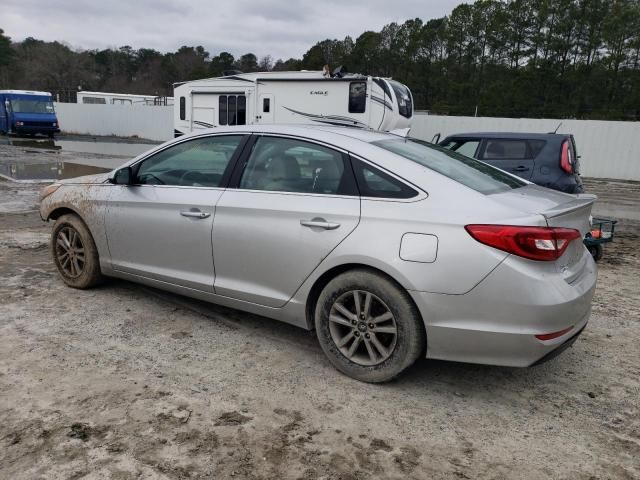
xmin=40 ymin=125 xmax=597 ymax=382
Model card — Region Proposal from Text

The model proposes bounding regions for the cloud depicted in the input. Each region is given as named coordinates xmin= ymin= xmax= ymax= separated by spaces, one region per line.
xmin=3 ymin=0 xmax=464 ymax=60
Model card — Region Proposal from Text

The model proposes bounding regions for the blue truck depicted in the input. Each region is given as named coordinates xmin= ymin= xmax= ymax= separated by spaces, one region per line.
xmin=0 ymin=90 xmax=60 ymax=137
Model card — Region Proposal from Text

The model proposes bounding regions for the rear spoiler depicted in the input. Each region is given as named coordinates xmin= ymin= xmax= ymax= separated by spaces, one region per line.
xmin=543 ymin=194 xmax=596 ymax=219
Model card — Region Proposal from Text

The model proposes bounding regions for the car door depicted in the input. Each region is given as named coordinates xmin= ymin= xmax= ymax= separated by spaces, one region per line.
xmin=213 ymin=135 xmax=361 ymax=307
xmin=105 ymin=134 xmax=247 ymax=291
xmin=477 ymin=138 xmax=538 ymax=180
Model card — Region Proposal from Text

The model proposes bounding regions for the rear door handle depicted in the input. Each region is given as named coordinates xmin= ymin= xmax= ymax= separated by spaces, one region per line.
xmin=180 ymin=210 xmax=211 ymax=219
xmin=300 ymin=218 xmax=341 ymax=230
xmin=514 ymin=166 xmax=529 ymax=172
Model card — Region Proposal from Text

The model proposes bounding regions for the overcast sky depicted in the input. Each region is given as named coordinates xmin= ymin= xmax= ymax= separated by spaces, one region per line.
xmin=3 ymin=0 xmax=464 ymax=60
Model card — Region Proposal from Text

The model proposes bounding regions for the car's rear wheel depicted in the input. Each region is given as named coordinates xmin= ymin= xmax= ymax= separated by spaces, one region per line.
xmin=314 ymin=269 xmax=425 ymax=383
xmin=51 ymin=214 xmax=103 ymax=289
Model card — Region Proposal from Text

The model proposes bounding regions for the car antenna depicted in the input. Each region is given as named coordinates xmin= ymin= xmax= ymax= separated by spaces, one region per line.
xmin=550 ymin=122 xmax=563 ymax=134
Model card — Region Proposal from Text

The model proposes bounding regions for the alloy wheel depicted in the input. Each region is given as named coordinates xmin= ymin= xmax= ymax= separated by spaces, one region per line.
xmin=55 ymin=226 xmax=85 ymax=278
xmin=328 ymin=290 xmax=398 ymax=366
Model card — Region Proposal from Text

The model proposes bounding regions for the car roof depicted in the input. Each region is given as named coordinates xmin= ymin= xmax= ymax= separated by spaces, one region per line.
xmin=180 ymin=124 xmax=397 ymax=144
xmin=443 ymin=132 xmax=568 ymax=140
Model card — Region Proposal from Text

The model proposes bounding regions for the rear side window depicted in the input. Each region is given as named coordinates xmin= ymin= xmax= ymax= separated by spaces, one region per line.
xmin=349 ymin=82 xmax=366 ymax=113
xmin=373 ymin=138 xmax=525 ymax=194
xmin=351 ymin=158 xmax=418 ymax=199
xmin=239 ymin=136 xmax=357 ymax=195
xmin=481 ymin=139 xmax=546 ymax=160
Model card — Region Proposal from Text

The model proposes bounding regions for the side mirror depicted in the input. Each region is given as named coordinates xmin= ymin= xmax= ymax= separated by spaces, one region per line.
xmin=112 ymin=166 xmax=134 ymax=185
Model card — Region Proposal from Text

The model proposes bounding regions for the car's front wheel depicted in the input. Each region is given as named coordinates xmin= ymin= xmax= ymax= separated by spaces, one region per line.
xmin=51 ymin=214 xmax=103 ymax=289
xmin=314 ymin=269 xmax=425 ymax=383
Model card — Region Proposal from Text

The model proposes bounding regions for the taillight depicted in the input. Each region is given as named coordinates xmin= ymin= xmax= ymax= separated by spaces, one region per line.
xmin=465 ymin=225 xmax=581 ymax=261
xmin=560 ymin=140 xmax=572 ymax=173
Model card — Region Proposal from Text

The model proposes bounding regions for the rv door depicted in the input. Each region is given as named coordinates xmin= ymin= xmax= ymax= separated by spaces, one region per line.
xmin=258 ymin=94 xmax=274 ymax=123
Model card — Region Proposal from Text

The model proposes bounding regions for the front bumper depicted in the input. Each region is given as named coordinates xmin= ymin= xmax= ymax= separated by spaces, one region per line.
xmin=410 ymin=248 xmax=597 ymax=367
xmin=14 ymin=125 xmax=60 ymax=134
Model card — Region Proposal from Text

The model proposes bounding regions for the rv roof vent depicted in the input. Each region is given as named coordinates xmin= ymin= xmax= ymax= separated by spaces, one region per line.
xmin=331 ymin=66 xmax=348 ymax=78
xmin=223 ymin=69 xmax=243 ymax=76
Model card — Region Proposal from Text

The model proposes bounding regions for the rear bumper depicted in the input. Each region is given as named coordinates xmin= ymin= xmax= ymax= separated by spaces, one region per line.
xmin=410 ymin=248 xmax=597 ymax=367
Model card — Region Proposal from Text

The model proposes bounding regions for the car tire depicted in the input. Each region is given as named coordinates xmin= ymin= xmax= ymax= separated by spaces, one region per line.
xmin=51 ymin=214 xmax=104 ymax=289
xmin=588 ymin=244 xmax=603 ymax=262
xmin=314 ymin=269 xmax=425 ymax=383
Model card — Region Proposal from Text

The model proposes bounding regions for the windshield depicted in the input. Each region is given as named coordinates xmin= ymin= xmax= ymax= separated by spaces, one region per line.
xmin=372 ymin=138 xmax=526 ymax=194
xmin=10 ymin=98 xmax=55 ymax=114
xmin=388 ymin=80 xmax=413 ymax=118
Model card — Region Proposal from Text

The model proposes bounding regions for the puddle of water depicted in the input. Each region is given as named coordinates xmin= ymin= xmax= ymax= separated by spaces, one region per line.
xmin=0 ymin=161 xmax=111 ymax=181
xmin=56 ymin=140 xmax=151 ymax=157
xmin=1 ymin=136 xmax=155 ymax=157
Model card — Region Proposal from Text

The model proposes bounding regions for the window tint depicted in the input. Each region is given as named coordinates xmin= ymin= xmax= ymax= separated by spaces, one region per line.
xmin=136 ymin=135 xmax=242 ymax=187
xmin=349 ymin=82 xmax=366 ymax=113
xmin=352 ymin=159 xmax=418 ymax=199
xmin=481 ymin=139 xmax=546 ymax=160
xmin=179 ymin=96 xmax=186 ymax=120
xmin=263 ymin=98 xmax=270 ymax=113
xmin=240 ymin=137 xmax=355 ymax=195
xmin=219 ymin=95 xmax=246 ymax=126
xmin=372 ymin=138 xmax=525 ymax=194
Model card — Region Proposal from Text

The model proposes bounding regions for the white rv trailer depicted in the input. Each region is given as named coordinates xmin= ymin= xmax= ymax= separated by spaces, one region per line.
xmin=172 ymin=71 xmax=413 ymax=137
xmin=76 ymin=91 xmax=174 ymax=106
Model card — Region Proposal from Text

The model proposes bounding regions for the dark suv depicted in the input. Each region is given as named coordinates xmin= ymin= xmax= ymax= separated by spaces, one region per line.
xmin=439 ymin=132 xmax=584 ymax=193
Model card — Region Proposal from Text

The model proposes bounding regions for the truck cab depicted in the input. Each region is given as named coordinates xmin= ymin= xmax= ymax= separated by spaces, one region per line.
xmin=0 ymin=90 xmax=60 ymax=138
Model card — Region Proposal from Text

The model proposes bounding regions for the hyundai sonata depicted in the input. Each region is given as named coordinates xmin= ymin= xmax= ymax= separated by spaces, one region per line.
xmin=40 ymin=125 xmax=597 ymax=382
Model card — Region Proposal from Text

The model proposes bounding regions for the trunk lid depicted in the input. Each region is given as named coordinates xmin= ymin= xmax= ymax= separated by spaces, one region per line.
xmin=490 ymin=185 xmax=595 ymax=235
xmin=490 ymin=185 xmax=596 ymax=279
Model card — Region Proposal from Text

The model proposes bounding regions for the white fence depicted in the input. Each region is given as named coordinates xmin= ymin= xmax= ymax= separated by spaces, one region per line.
xmin=54 ymin=104 xmax=639 ymax=180
xmin=55 ymin=103 xmax=173 ymax=142
xmin=411 ymin=114 xmax=640 ymax=181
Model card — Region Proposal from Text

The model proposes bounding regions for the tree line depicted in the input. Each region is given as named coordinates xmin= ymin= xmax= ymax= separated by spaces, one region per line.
xmin=1 ymin=0 xmax=639 ymax=119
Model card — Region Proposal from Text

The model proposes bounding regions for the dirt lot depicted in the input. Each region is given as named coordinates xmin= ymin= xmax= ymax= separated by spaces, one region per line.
xmin=0 ymin=142 xmax=639 ymax=479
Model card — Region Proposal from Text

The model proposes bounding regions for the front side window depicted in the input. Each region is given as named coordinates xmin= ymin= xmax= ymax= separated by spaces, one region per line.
xmin=349 ymin=82 xmax=366 ymax=113
xmin=373 ymin=138 xmax=525 ymax=194
xmin=442 ymin=139 xmax=480 ymax=158
xmin=136 ymin=135 xmax=243 ymax=187
xmin=239 ymin=136 xmax=355 ymax=195
xmin=219 ymin=95 xmax=246 ymax=126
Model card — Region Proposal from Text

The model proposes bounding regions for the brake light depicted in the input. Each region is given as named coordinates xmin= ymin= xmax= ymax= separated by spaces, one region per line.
xmin=465 ymin=225 xmax=581 ymax=261
xmin=560 ymin=140 xmax=572 ymax=173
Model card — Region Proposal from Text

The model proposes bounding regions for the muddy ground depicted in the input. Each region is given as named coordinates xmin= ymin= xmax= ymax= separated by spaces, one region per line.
xmin=0 ymin=141 xmax=639 ymax=479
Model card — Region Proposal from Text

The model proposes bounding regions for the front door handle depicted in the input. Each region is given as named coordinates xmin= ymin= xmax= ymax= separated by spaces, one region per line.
xmin=300 ymin=218 xmax=341 ymax=230
xmin=513 ymin=166 xmax=529 ymax=172
xmin=180 ymin=210 xmax=211 ymax=219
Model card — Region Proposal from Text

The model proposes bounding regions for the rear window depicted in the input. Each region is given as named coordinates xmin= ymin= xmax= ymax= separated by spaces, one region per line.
xmin=481 ymin=139 xmax=546 ymax=160
xmin=372 ymin=138 xmax=526 ymax=194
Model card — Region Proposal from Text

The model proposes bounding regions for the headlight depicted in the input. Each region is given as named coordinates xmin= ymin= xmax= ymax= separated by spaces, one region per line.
xmin=40 ymin=183 xmax=61 ymax=200
xmin=52 ymin=122 xmax=57 ymax=127
xmin=16 ymin=121 xmax=24 ymax=126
